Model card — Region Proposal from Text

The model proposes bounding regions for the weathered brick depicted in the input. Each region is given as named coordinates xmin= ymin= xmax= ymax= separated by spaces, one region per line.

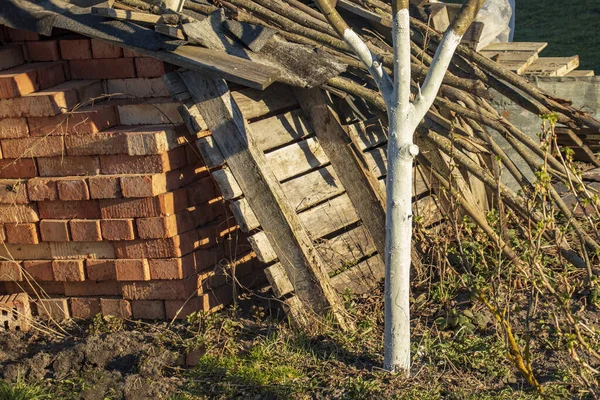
xmin=70 ymin=58 xmax=135 ymax=79
xmin=0 ymin=204 xmax=39 ymax=223
xmin=28 ymin=105 xmax=117 ymax=136
xmin=57 ymin=178 xmax=89 ymax=201
xmin=135 ymin=201 xmax=221 ymax=239
xmin=99 ymin=189 xmax=187 ymax=218
xmin=64 ymin=281 xmax=121 ymax=296
xmin=122 ymin=279 xmax=199 ymax=300
xmin=100 ymin=298 xmax=132 ymax=318
xmin=28 ymin=178 xmax=58 ymax=201
xmin=0 ymin=44 xmax=25 ymax=72
xmin=5 ymin=223 xmax=38 ymax=244
xmin=106 ymin=78 xmax=169 ymax=98
xmin=50 ymin=241 xmax=115 ymax=260
xmin=25 ymin=40 xmax=61 ymax=61
xmin=195 ymin=248 xmax=221 ymax=272
xmin=59 ymin=38 xmax=92 ymax=60
xmin=134 ymin=57 xmax=165 ymax=78
xmin=0 ymin=118 xmax=28 ymax=138
xmin=148 ymin=254 xmax=195 ymax=280
xmin=115 ymin=259 xmax=150 ymax=281
xmin=100 ymin=219 xmax=135 ymax=240
xmin=39 ymin=200 xmax=100 ymax=219
xmin=99 ymin=147 xmax=187 ymax=174
xmin=1 ymin=136 xmax=64 ymax=158
xmin=70 ymin=297 xmax=101 ymax=319
xmin=91 ymin=39 xmax=123 ymax=59
xmin=69 ymin=219 xmax=101 ymax=241
xmin=131 ymin=300 xmax=165 ymax=320
xmin=0 ymin=261 xmax=22 ymax=281
xmin=117 ymin=101 xmax=183 ymax=125
xmin=52 ymin=259 xmax=85 ymax=281
xmin=86 ymin=259 xmax=116 ymax=281
xmin=65 ymin=133 xmax=128 ymax=156
xmin=37 ymin=156 xmax=100 ymax=177
xmin=23 ymin=260 xmax=53 ymax=281
xmin=0 ymin=61 xmax=66 ymax=99
xmin=121 ymin=174 xmax=167 ymax=198
xmin=122 ymin=48 xmax=145 ymax=58
xmin=114 ymin=230 xmax=199 ymax=259
xmin=186 ymin=176 xmax=218 ymax=206
xmin=88 ymin=175 xmax=122 ymax=199
xmin=0 ymin=226 xmax=5 ymax=243
xmin=0 ymin=179 xmax=29 ymax=204
xmin=0 ymin=159 xmax=37 ymax=179
xmin=5 ymin=28 xmax=40 ymax=42
xmin=5 ymin=281 xmax=64 ymax=296
xmin=36 ymin=298 xmax=69 ymax=320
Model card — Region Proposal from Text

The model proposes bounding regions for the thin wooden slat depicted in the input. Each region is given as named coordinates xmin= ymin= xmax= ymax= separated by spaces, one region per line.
xmin=230 ymin=198 xmax=260 ymax=232
xmin=480 ymin=42 xmax=548 ymax=53
xmin=566 ymin=70 xmax=595 ymax=77
xmin=232 ymin=84 xmax=298 ymax=120
xmin=212 ymin=167 xmax=243 ymax=200
xmin=265 ymin=263 xmax=295 ymax=297
xmin=330 ymin=255 xmax=385 ymax=294
xmin=348 ymin=118 xmax=387 ymax=151
xmin=155 ymin=24 xmax=186 ymax=40
xmin=249 ymin=109 xmax=313 ymax=152
xmin=265 ymin=137 xmax=329 ymax=182
xmin=480 ymin=51 xmax=539 ymax=74
xmin=523 ymin=56 xmax=580 ymax=77
xmin=299 ymin=194 xmax=360 ymax=239
xmin=281 ymin=165 xmax=345 ymax=212
xmin=248 ymin=231 xmax=278 ymax=263
xmin=195 ymin=136 xmax=225 ymax=168
xmin=91 ymin=7 xmax=162 ymax=24
xmin=316 ymin=225 xmax=377 ymax=273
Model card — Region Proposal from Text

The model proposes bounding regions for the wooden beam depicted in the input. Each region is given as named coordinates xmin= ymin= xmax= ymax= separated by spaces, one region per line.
xmin=295 ymin=88 xmax=387 ymax=258
xmin=178 ymin=71 xmax=350 ymax=329
xmin=91 ymin=7 xmax=161 ymax=24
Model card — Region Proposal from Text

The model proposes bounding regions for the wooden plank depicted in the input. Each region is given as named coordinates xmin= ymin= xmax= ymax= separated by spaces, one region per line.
xmin=265 ymin=137 xmax=329 ymax=182
xmin=480 ymin=42 xmax=548 ymax=53
xmin=195 ymin=136 xmax=225 ymax=168
xmin=348 ymin=118 xmax=387 ymax=151
xmin=336 ymin=0 xmax=392 ymax=28
xmin=480 ymin=50 xmax=539 ymax=74
xmin=264 ymin=263 xmax=294 ymax=297
xmin=330 ymin=255 xmax=385 ymax=294
xmin=178 ymin=71 xmax=348 ymax=326
xmin=230 ymin=198 xmax=260 ymax=232
xmin=155 ymin=24 xmax=186 ymax=40
xmin=299 ymin=194 xmax=360 ymax=239
xmin=316 ymin=225 xmax=377 ymax=273
xmin=249 ymin=109 xmax=313 ymax=152
xmin=296 ymin=88 xmax=387 ymax=259
xmin=91 ymin=7 xmax=161 ymax=24
xmin=281 ymin=165 xmax=345 ymax=212
xmin=232 ymin=84 xmax=298 ymax=121
xmin=523 ymin=56 xmax=580 ymax=77
xmin=212 ymin=167 xmax=243 ymax=200
xmin=566 ymin=70 xmax=595 ymax=77
xmin=248 ymin=231 xmax=278 ymax=263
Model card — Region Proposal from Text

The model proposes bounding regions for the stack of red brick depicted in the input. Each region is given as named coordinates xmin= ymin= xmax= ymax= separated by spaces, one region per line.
xmin=0 ymin=26 xmax=264 ymax=321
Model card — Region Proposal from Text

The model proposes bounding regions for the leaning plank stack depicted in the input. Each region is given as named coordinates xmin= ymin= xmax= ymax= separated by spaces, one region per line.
xmin=0 ymin=26 xmax=264 ymax=320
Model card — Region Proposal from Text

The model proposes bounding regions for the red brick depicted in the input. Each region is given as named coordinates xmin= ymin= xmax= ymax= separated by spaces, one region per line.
xmin=135 ymin=215 xmax=178 ymax=239
xmin=131 ymin=300 xmax=165 ymax=320
xmin=86 ymin=259 xmax=117 ymax=281
xmin=28 ymin=105 xmax=118 ymax=137
xmin=100 ymin=219 xmax=135 ymax=240
xmin=5 ymin=223 xmax=38 ymax=244
xmin=28 ymin=178 xmax=58 ymax=201
xmin=37 ymin=156 xmax=100 ymax=177
xmin=148 ymin=254 xmax=195 ymax=280
xmin=114 ymin=230 xmax=199 ymax=259
xmin=115 ymin=259 xmax=150 ymax=281
xmin=117 ymin=102 xmax=182 ymax=125
xmin=70 ymin=297 xmax=101 ymax=319
xmin=5 ymin=281 xmax=64 ymax=296
xmin=52 ymin=260 xmax=85 ymax=281
xmin=89 ymin=176 xmax=122 ymax=199
xmin=186 ymin=176 xmax=218 ymax=206
xmin=36 ymin=298 xmax=69 ymax=320
xmin=0 ymin=180 xmax=29 ymax=204
xmin=39 ymin=200 xmax=100 ymax=219
xmin=70 ymin=58 xmax=135 ymax=80
xmin=65 ymin=133 xmax=128 ymax=156
xmin=64 ymin=281 xmax=121 ymax=296
xmin=59 ymin=38 xmax=92 ymax=60
xmin=122 ymin=279 xmax=199 ymax=300
xmin=1 ymin=136 xmax=64 ymax=158
xmin=25 ymin=40 xmax=61 ymax=61
xmin=39 ymin=219 xmax=70 ymax=241
xmin=0 ymin=204 xmax=39 ymax=224
xmin=57 ymin=179 xmax=89 ymax=201
xmin=100 ymin=148 xmax=187 ymax=175
xmin=99 ymin=189 xmax=188 ymax=218
xmin=23 ymin=260 xmax=53 ymax=281
xmin=100 ymin=298 xmax=131 ymax=318
xmin=91 ymin=39 xmax=123 ymax=59
xmin=0 ymin=45 xmax=24 ymax=72
xmin=0 ymin=225 xmax=5 ymax=243
xmin=0 ymin=118 xmax=28 ymax=138
xmin=6 ymin=28 xmax=39 ymax=42
xmin=123 ymin=48 xmax=145 ymax=58
xmin=106 ymin=78 xmax=169 ymax=99
xmin=69 ymin=219 xmax=101 ymax=242
xmin=134 ymin=58 xmax=165 ymax=78
xmin=0 ymin=159 xmax=37 ymax=179
xmin=0 ymin=61 xmax=66 ymax=98
xmin=0 ymin=261 xmax=22 ymax=281
xmin=121 ymin=174 xmax=166 ymax=198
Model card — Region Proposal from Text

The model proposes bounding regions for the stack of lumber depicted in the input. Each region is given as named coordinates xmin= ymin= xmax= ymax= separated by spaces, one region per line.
xmin=0 ymin=27 xmax=263 ymax=320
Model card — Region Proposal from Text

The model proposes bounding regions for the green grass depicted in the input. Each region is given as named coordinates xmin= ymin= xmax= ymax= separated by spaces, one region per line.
xmin=0 ymin=379 xmax=51 ymax=400
xmin=514 ymin=0 xmax=600 ymax=73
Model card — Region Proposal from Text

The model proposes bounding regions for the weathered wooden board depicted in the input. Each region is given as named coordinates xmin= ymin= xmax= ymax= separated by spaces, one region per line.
xmin=248 ymin=231 xmax=278 ymax=263
xmin=481 ymin=42 xmax=548 ymax=53
xmin=281 ymin=165 xmax=345 ymax=212
xmin=265 ymin=137 xmax=329 ymax=182
xmin=480 ymin=51 xmax=539 ymax=74
xmin=212 ymin=167 xmax=242 ymax=200
xmin=330 ymin=255 xmax=385 ymax=294
xmin=316 ymin=225 xmax=378 ymax=274
xmin=91 ymin=7 xmax=161 ymax=24
xmin=264 ymin=263 xmax=294 ymax=297
xmin=232 ymin=84 xmax=298 ymax=121
xmin=250 ymin=109 xmax=313 ymax=152
xmin=566 ymin=70 xmax=595 ymax=77
xmin=299 ymin=194 xmax=361 ymax=239
xmin=524 ymin=56 xmax=580 ymax=77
